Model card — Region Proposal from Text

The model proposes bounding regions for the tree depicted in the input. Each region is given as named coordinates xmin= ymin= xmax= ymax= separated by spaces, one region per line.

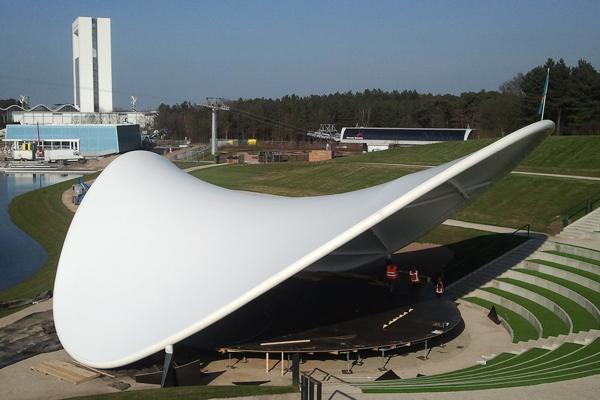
xmin=568 ymin=60 xmax=600 ymax=134
xmin=499 ymin=72 xmax=525 ymax=96
xmin=521 ymin=58 xmax=571 ymax=135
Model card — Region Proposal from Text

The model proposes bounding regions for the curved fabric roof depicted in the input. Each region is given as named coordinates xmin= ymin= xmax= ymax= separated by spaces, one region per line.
xmin=54 ymin=120 xmax=555 ymax=368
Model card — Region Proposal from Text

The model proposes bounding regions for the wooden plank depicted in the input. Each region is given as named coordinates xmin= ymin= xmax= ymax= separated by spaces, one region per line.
xmin=71 ymin=359 xmax=116 ymax=378
xmin=31 ymin=360 xmax=99 ymax=385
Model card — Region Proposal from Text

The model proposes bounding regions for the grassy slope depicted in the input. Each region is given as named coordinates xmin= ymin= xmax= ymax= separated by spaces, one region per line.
xmin=336 ymin=135 xmax=600 ymax=177
xmin=190 ymin=162 xmax=421 ymax=196
xmin=455 ymin=173 xmax=600 ymax=232
xmin=192 ymin=162 xmax=599 ymax=232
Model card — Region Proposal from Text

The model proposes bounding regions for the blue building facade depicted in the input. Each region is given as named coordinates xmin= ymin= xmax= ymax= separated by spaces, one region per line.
xmin=5 ymin=124 xmax=141 ymax=157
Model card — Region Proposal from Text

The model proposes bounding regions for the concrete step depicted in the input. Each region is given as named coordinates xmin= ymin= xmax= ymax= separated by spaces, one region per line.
xmin=571 ymin=222 xmax=600 ymax=230
xmin=521 ymin=260 xmax=600 ymax=292
xmin=552 ymin=243 xmax=600 ymax=261
xmin=556 ymin=231 xmax=586 ymax=240
xmin=563 ymin=226 xmax=591 ymax=235
xmin=574 ymin=330 xmax=593 ymax=345
xmin=512 ymin=329 xmax=600 ymax=353
xmin=537 ymin=252 xmax=600 ymax=276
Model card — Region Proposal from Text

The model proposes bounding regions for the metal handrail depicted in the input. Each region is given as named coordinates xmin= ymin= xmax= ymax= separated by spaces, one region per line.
xmin=591 ymin=191 xmax=600 ymax=211
xmin=562 ymin=190 xmax=600 ymax=227
xmin=563 ymin=200 xmax=589 ymax=227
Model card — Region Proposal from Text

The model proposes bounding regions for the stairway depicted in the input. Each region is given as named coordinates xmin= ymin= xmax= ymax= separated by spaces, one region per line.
xmin=556 ymin=207 xmax=600 ymax=241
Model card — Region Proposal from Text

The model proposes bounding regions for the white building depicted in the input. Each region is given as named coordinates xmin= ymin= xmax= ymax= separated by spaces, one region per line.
xmin=72 ymin=17 xmax=113 ymax=113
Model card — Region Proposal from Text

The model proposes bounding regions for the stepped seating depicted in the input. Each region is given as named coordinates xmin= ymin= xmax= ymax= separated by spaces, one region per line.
xmin=354 ymin=340 xmax=600 ymax=393
xmin=461 ymin=297 xmax=539 ymax=343
xmin=495 ymin=277 xmax=599 ymax=333
xmin=477 ymin=286 xmax=570 ymax=338
xmin=557 ymin=208 xmax=600 ymax=241
xmin=351 ymin=211 xmax=600 ymax=393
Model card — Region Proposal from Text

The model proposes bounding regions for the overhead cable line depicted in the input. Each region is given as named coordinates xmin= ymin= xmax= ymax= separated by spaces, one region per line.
xmin=226 ymin=107 xmax=308 ymax=134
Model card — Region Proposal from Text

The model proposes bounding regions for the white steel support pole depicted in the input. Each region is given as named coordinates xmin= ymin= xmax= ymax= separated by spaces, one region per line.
xmin=211 ymin=108 xmax=217 ymax=155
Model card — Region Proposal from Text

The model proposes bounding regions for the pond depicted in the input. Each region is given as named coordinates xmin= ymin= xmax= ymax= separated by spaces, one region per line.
xmin=0 ymin=173 xmax=83 ymax=292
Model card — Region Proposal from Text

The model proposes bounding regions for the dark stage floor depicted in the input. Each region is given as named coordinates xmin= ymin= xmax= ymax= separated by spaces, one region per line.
xmin=182 ymin=272 xmax=461 ymax=354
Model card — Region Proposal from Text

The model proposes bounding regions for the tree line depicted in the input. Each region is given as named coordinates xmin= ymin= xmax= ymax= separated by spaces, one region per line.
xmin=3 ymin=58 xmax=598 ymax=139
xmin=154 ymin=58 xmax=599 ymax=143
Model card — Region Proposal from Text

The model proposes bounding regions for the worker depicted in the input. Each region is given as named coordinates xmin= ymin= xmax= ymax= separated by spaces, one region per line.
xmin=386 ymin=261 xmax=398 ymax=292
xmin=409 ymin=268 xmax=421 ymax=285
xmin=436 ymin=277 xmax=444 ymax=297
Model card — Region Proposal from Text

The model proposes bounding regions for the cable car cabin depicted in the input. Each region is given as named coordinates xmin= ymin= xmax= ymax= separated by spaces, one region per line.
xmin=339 ymin=127 xmax=472 ymax=152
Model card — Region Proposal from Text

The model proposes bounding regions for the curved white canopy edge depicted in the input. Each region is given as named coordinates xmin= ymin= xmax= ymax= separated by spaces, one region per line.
xmin=54 ymin=120 xmax=555 ymax=368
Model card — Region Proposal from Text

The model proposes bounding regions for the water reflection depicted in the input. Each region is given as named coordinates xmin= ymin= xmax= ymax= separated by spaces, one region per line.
xmin=0 ymin=173 xmax=83 ymax=292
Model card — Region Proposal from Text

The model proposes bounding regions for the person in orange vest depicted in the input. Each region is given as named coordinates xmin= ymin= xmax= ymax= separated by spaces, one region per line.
xmin=386 ymin=261 xmax=398 ymax=292
xmin=436 ymin=277 xmax=444 ymax=297
xmin=409 ymin=268 xmax=420 ymax=285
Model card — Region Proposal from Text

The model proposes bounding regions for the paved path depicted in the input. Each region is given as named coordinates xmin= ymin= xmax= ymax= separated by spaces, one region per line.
xmin=357 ymin=162 xmax=600 ymax=181
xmin=443 ymin=219 xmax=524 ymax=234
xmin=511 ymin=170 xmax=600 ymax=181
xmin=183 ymin=163 xmax=227 ymax=173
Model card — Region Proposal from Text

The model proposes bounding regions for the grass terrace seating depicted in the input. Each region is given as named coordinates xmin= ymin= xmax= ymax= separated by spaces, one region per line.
xmin=495 ymin=277 xmax=599 ymax=332
xmin=461 ymin=297 xmax=539 ymax=342
xmin=478 ymin=287 xmax=570 ymax=338
xmin=353 ymin=340 xmax=600 ymax=393
xmin=352 ymin=237 xmax=600 ymax=394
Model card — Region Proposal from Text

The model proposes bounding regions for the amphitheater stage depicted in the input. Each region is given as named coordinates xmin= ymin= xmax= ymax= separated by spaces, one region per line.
xmin=182 ymin=272 xmax=461 ymax=354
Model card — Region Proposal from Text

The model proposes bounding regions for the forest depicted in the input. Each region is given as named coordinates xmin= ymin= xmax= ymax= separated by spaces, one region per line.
xmin=2 ymin=58 xmax=598 ymax=141
xmin=154 ymin=58 xmax=600 ymax=143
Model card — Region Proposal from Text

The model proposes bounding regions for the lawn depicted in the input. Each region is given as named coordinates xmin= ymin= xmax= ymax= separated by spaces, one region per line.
xmin=192 ymin=162 xmax=600 ymax=233
xmin=335 ymin=135 xmax=600 ymax=177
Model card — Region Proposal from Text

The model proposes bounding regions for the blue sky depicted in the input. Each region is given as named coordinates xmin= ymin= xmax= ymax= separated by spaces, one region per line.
xmin=1 ymin=0 xmax=599 ymax=110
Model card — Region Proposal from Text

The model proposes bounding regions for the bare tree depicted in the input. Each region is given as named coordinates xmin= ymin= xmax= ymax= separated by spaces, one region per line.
xmin=499 ymin=72 xmax=525 ymax=96
xmin=358 ymin=106 xmax=372 ymax=126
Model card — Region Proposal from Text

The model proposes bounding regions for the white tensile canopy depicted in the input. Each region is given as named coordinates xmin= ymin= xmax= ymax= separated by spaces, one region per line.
xmin=53 ymin=120 xmax=555 ymax=368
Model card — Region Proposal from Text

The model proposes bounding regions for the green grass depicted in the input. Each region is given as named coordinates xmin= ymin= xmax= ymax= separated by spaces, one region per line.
xmin=514 ymin=268 xmax=600 ymax=310
xmin=0 ymin=173 xmax=99 ymax=318
xmin=354 ymin=340 xmax=600 ymax=393
xmin=518 ymin=136 xmax=600 ymax=177
xmin=192 ymin=159 xmax=600 ymax=233
xmin=66 ymin=385 xmax=298 ymax=400
xmin=388 ymin=348 xmax=545 ymax=384
xmin=461 ymin=297 xmax=539 ymax=342
xmin=190 ymin=162 xmax=420 ymax=197
xmin=453 ymin=174 xmax=600 ymax=232
xmin=335 ymin=138 xmax=496 ymax=166
xmin=544 ymin=250 xmax=600 ymax=268
xmin=382 ymin=344 xmax=579 ymax=385
xmin=496 ymin=277 xmax=599 ymax=332
xmin=336 ymin=135 xmax=600 ymax=177
xmin=479 ymin=287 xmax=569 ymax=338
xmin=527 ymin=260 xmax=600 ymax=284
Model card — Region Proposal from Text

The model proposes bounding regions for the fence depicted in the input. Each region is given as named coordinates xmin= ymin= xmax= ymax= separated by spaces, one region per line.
xmin=563 ymin=190 xmax=600 ymax=227
xmin=172 ymin=145 xmax=211 ymax=161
